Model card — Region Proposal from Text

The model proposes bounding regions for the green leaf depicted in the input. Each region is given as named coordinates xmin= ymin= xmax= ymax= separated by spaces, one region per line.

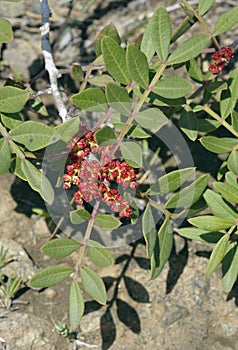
xmin=87 ymin=240 xmax=113 ymax=267
xmin=95 ymin=24 xmax=121 ymax=57
xmin=232 ymin=110 xmax=238 ymax=132
xmin=55 ymin=117 xmax=80 ymax=143
xmin=95 ymin=214 xmax=121 ymax=230
xmin=10 ymin=121 xmax=59 ymax=151
xmin=126 ymin=44 xmax=149 ymax=89
xmin=186 ymin=197 xmax=207 ymax=217
xmin=0 ymin=18 xmax=13 ymax=43
xmin=150 ymin=167 xmax=195 ymax=195
xmin=142 ymin=204 xmax=158 ymax=257
xmin=94 ymin=125 xmax=116 ymax=146
xmin=21 ymin=159 xmax=54 ymax=203
xmin=153 ymin=76 xmax=193 ymax=99
xmin=0 ymin=138 xmax=11 ymax=175
xmin=220 ymin=69 xmax=238 ymax=119
xmin=13 ymin=157 xmax=27 ymax=181
xmin=227 ymin=151 xmax=238 ymax=176
xmin=188 ymin=215 xmax=235 ymax=231
xmin=105 ymin=83 xmax=131 ymax=115
xmin=1 ymin=112 xmax=23 ymax=129
xmin=146 ymin=92 xmax=186 ymax=107
xmin=167 ymin=34 xmax=210 ymax=65
xmin=186 ymin=58 xmax=204 ymax=83
xmin=41 ymin=238 xmax=80 ymax=259
xmin=198 ymin=0 xmax=215 ymax=15
xmin=150 ymin=219 xmax=173 ymax=279
xmin=88 ymin=74 xmax=114 ymax=87
xmin=197 ymin=118 xmax=220 ymax=133
xmin=179 ymin=109 xmax=198 ymax=141
xmin=214 ymin=7 xmax=238 ymax=36
xmin=80 ymin=266 xmax=106 ymax=305
xmin=29 ymin=265 xmax=73 ymax=288
xmin=203 ymin=189 xmax=238 ymax=220
xmin=222 ymin=242 xmax=238 ymax=292
xmin=214 ymin=182 xmax=238 ymax=204
xmin=0 ymin=86 xmax=29 ymax=113
xmin=166 ymin=174 xmax=209 ymax=209
xmin=70 ymin=209 xmax=91 ymax=225
xmin=171 ymin=14 xmax=197 ymax=44
xmin=70 ymin=88 xmax=107 ymax=112
xmin=110 ymin=112 xmax=151 ymax=138
xmin=102 ymin=37 xmax=130 ymax=85
xmin=150 ymin=6 xmax=172 ymax=61
xmin=206 ymin=234 xmax=229 ymax=276
xmin=120 ymin=141 xmax=142 ymax=168
xmin=69 ymin=282 xmax=84 ymax=330
xmin=178 ymin=227 xmax=223 ymax=243
xmin=135 ymin=108 xmax=168 ymax=133
xmin=140 ymin=19 xmax=155 ymax=63
xmin=71 ymin=64 xmax=84 ymax=82
xmin=200 ymin=136 xmax=238 ymax=154
xmin=225 ymin=171 xmax=237 ymax=187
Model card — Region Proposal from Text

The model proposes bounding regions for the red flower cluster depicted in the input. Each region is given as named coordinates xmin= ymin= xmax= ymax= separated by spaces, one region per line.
xmin=209 ymin=46 xmax=234 ymax=74
xmin=63 ymin=131 xmax=139 ymax=218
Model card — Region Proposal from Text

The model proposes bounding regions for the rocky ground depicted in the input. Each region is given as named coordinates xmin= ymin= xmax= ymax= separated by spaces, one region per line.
xmin=1 ymin=1 xmax=238 ymax=349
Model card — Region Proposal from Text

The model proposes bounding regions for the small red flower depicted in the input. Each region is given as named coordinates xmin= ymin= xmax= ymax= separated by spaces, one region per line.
xmin=209 ymin=46 xmax=234 ymax=74
xmin=62 ymin=129 xmax=139 ymax=219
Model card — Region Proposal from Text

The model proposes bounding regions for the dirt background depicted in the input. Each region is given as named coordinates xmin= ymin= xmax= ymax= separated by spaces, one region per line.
xmin=1 ymin=1 xmax=238 ymax=349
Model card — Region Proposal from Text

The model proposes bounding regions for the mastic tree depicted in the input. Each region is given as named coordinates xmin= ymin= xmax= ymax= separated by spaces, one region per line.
xmin=0 ymin=0 xmax=238 ymax=338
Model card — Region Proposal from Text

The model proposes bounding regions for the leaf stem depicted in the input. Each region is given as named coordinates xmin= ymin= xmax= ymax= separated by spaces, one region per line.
xmin=203 ymin=105 xmax=238 ymax=138
xmin=76 ymin=201 xmax=100 ymax=267
xmin=181 ymin=0 xmax=220 ymax=50
xmin=50 ymin=196 xmax=75 ymax=239
xmin=0 ymin=122 xmax=25 ymax=160
xmin=112 ymin=62 xmax=167 ymax=156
